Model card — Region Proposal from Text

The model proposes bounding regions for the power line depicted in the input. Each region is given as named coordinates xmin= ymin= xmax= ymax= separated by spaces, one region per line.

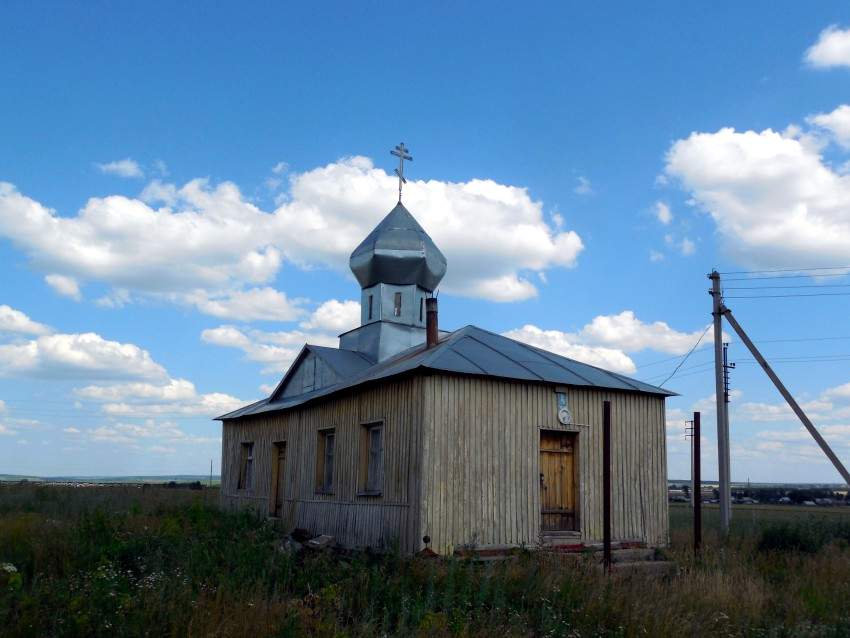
xmin=640 ymin=367 xmax=714 ymax=384
xmin=724 ymin=284 xmax=850 ymax=290
xmin=724 ymin=293 xmax=850 ymax=299
xmin=635 ymin=335 xmax=850 ymax=372
xmin=723 ymin=273 xmax=850 ymax=281
xmin=719 ymin=266 xmax=850 ymax=275
xmin=642 ymin=360 xmax=715 ymax=382
xmin=657 ymin=325 xmax=711 ymax=387
xmin=635 ymin=352 xmax=709 ymax=370
xmin=757 ymin=335 xmax=850 ymax=342
xmin=642 ymin=352 xmax=850 ymax=383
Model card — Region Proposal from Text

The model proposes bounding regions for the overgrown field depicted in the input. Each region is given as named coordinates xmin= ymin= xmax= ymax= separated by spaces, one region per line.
xmin=2 ymin=485 xmax=850 ymax=637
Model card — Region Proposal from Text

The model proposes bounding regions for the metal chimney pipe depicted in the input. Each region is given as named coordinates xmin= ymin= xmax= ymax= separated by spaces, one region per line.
xmin=425 ymin=297 xmax=438 ymax=348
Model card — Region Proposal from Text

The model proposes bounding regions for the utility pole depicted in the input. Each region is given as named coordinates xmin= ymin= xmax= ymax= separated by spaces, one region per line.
xmin=709 ymin=271 xmax=731 ymax=534
xmin=722 ymin=341 xmax=735 ymax=502
xmin=685 ymin=418 xmax=695 ymax=508
xmin=721 ymin=307 xmax=850 ymax=485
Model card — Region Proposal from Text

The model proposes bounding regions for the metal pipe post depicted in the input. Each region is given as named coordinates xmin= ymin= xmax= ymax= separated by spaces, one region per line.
xmin=709 ymin=271 xmax=731 ymax=534
xmin=603 ymin=400 xmax=612 ymax=570
xmin=693 ymin=411 xmax=702 ymax=553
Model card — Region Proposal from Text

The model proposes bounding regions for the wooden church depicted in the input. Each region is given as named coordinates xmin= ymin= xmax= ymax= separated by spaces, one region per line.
xmin=218 ymin=155 xmax=673 ymax=555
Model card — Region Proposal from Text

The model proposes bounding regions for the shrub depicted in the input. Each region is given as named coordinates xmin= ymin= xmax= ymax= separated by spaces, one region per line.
xmin=758 ymin=522 xmax=824 ymax=553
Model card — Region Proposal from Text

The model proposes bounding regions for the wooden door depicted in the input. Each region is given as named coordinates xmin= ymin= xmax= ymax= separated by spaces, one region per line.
xmin=272 ymin=442 xmax=286 ymax=518
xmin=540 ymin=431 xmax=577 ymax=531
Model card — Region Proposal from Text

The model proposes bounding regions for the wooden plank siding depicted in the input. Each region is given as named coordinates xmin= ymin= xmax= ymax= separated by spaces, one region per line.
xmin=220 ymin=372 xmax=668 ymax=555
xmin=419 ymin=375 xmax=668 ymax=554
xmin=220 ymin=376 xmax=425 ymax=553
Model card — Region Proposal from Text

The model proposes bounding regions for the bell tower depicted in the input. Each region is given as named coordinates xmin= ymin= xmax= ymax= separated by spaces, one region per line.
xmin=339 ymin=144 xmax=447 ymax=362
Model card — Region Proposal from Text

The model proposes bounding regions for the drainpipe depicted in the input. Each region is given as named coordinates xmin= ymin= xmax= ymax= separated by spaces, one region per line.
xmin=426 ymin=297 xmax=438 ymax=348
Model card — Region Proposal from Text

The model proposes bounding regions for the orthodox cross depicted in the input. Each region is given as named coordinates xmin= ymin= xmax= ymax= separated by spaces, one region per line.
xmin=391 ymin=142 xmax=413 ymax=203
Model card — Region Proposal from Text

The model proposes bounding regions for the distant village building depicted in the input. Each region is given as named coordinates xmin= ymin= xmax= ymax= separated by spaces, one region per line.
xmin=218 ymin=177 xmax=674 ymax=554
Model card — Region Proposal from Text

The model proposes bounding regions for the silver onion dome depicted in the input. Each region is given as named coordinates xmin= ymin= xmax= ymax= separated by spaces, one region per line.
xmin=349 ymin=203 xmax=447 ymax=292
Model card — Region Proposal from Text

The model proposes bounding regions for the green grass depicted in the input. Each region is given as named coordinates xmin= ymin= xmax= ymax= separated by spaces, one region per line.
xmin=2 ymin=486 xmax=850 ymax=637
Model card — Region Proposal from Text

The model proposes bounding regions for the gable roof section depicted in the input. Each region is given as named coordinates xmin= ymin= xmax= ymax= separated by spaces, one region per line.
xmin=267 ymin=344 xmax=374 ymax=402
xmin=217 ymin=325 xmax=676 ymax=420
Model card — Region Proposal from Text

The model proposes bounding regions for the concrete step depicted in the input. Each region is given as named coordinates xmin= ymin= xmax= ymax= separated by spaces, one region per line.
xmin=610 ymin=548 xmax=656 ymax=563
xmin=606 ymin=560 xmax=677 ymax=578
xmin=544 ymin=539 xmax=646 ymax=552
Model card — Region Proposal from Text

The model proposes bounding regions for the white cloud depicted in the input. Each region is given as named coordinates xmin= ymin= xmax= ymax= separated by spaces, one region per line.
xmin=0 ymin=156 xmax=583 ymax=309
xmin=0 ymin=399 xmax=5 ymax=413
xmin=201 ymin=298 xmax=361 ymax=374
xmin=96 ymin=289 xmax=132 ymax=309
xmin=805 ymin=25 xmax=850 ymax=69
xmin=808 ymin=104 xmax=850 ymax=148
xmin=99 ymin=392 xmax=242 ymax=418
xmin=574 ymin=176 xmax=593 ymax=195
xmin=0 ymin=305 xmax=51 ymax=335
xmin=655 ymin=201 xmax=673 ymax=225
xmin=680 ymin=237 xmax=696 ymax=256
xmin=75 ymin=377 xmax=244 ymax=419
xmin=736 ymin=399 xmax=841 ymax=423
xmin=271 ymin=161 xmax=288 ymax=175
xmin=665 ymin=407 xmax=687 ymax=434
xmin=273 ymin=157 xmax=584 ymax=301
xmin=75 ymin=378 xmax=197 ymax=402
xmin=96 ymin=158 xmax=143 ymax=178
xmin=185 ymin=287 xmax=303 ymax=322
xmin=496 ymin=312 xmax=712 ymax=377
xmin=0 ymin=332 xmax=167 ymax=381
xmin=150 ymin=445 xmax=176 ymax=454
xmin=577 ymin=311 xmax=708 ymax=355
xmin=825 ymin=381 xmax=850 ymax=400
xmin=45 ymin=274 xmax=82 ymax=301
xmin=0 ymin=414 xmax=42 ymax=437
xmin=665 ymin=125 xmax=850 ymax=268
xmin=202 ymin=324 xmax=333 ymax=375
xmin=649 ymin=250 xmax=664 ymax=263
xmin=503 ymin=324 xmax=636 ymax=373
xmin=85 ymin=419 xmax=218 ymax=447
xmin=208 ymin=305 xmax=704 ymax=379
xmin=751 ymin=424 xmax=850 ymax=466
xmin=299 ymin=299 xmax=360 ymax=333
xmin=733 ymin=378 xmax=850 ymax=425
xmin=139 ymin=180 xmax=178 ymax=205
xmin=63 ymin=427 xmax=80 ymax=434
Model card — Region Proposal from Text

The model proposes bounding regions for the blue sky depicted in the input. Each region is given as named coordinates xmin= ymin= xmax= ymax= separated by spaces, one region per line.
xmin=2 ymin=2 xmax=850 ymax=482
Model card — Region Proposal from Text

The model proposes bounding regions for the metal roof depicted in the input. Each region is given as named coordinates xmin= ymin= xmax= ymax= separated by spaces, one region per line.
xmin=217 ymin=325 xmax=675 ymax=420
xmin=349 ymin=203 xmax=447 ymax=291
xmin=303 ymin=344 xmax=374 ymax=378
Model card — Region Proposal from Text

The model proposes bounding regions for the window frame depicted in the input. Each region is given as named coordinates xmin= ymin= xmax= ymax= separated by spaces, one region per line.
xmin=237 ymin=441 xmax=254 ymax=491
xmin=357 ymin=420 xmax=384 ymax=497
xmin=393 ymin=292 xmax=402 ymax=317
xmin=315 ymin=428 xmax=336 ymax=494
xmin=367 ymin=294 xmax=373 ymax=320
